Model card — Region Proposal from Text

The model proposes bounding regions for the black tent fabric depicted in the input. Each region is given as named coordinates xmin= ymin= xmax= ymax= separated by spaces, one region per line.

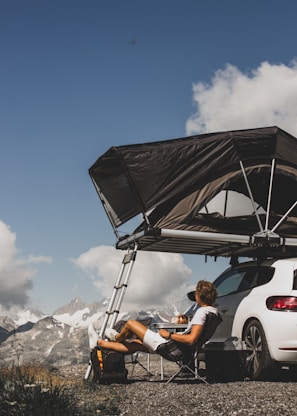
xmin=89 ymin=126 xmax=297 ymax=258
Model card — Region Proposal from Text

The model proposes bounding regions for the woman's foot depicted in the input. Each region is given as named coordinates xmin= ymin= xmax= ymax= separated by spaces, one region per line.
xmin=104 ymin=328 xmax=119 ymax=341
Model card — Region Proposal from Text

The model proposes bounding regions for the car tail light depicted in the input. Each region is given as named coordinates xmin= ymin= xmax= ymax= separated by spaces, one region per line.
xmin=266 ymin=296 xmax=297 ymax=311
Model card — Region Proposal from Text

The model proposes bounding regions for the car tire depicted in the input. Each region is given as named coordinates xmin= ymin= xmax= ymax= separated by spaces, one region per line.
xmin=243 ymin=319 xmax=273 ymax=380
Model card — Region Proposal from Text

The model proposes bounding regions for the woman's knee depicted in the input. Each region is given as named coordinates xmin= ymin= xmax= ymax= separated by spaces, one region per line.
xmin=126 ymin=319 xmax=138 ymax=330
xmin=125 ymin=320 xmax=147 ymax=340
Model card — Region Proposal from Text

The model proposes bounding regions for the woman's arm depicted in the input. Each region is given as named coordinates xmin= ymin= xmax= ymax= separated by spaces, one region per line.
xmin=159 ymin=324 xmax=203 ymax=346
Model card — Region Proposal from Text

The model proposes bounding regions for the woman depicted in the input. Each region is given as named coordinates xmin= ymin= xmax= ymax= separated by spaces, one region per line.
xmin=89 ymin=280 xmax=218 ymax=355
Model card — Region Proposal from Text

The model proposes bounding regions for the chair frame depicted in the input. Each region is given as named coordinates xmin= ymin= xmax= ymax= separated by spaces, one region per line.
xmin=165 ymin=348 xmax=206 ymax=384
xmin=125 ymin=352 xmax=153 ymax=378
xmin=159 ymin=312 xmax=222 ymax=384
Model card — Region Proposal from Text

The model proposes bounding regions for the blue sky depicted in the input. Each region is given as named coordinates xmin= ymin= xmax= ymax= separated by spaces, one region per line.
xmin=1 ymin=0 xmax=297 ymax=314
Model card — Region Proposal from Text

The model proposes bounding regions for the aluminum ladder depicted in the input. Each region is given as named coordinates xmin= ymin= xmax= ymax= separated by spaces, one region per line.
xmin=98 ymin=244 xmax=138 ymax=337
xmin=85 ymin=244 xmax=138 ymax=379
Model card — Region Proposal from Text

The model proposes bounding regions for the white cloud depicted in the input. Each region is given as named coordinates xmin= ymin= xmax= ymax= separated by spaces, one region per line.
xmin=72 ymin=246 xmax=192 ymax=309
xmin=0 ymin=220 xmax=52 ymax=309
xmin=186 ymin=60 xmax=297 ymax=136
xmin=0 ymin=221 xmax=17 ymax=270
xmin=27 ymin=255 xmax=52 ymax=265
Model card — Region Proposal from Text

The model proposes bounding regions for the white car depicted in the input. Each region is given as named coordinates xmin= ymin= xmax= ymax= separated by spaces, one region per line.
xmin=208 ymin=257 xmax=297 ymax=380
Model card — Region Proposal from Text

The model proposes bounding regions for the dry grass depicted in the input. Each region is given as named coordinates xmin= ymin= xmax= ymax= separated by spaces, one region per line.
xmin=0 ymin=362 xmax=67 ymax=387
xmin=0 ymin=363 xmax=94 ymax=416
xmin=0 ymin=362 xmax=124 ymax=415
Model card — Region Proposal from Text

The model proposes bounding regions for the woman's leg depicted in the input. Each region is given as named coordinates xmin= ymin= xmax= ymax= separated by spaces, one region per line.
xmin=98 ymin=339 xmax=149 ymax=354
xmin=95 ymin=320 xmax=151 ymax=354
xmin=116 ymin=320 xmax=148 ymax=342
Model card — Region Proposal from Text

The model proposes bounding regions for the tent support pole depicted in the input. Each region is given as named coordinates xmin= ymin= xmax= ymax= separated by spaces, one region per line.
xmin=142 ymin=212 xmax=151 ymax=227
xmin=90 ymin=177 xmax=120 ymax=239
xmin=265 ymin=159 xmax=275 ymax=232
xmin=223 ymin=190 xmax=229 ymax=217
xmin=271 ymin=201 xmax=297 ymax=234
xmin=240 ymin=161 xmax=264 ymax=233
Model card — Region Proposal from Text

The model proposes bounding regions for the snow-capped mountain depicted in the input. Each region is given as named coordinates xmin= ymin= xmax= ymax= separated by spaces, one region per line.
xmin=53 ymin=297 xmax=107 ymax=328
xmin=0 ymin=315 xmax=89 ymax=366
xmin=0 ymin=315 xmax=16 ymax=331
xmin=14 ymin=307 xmax=47 ymax=326
xmin=0 ymin=296 xmax=190 ymax=366
xmin=0 ymin=316 xmax=17 ymax=343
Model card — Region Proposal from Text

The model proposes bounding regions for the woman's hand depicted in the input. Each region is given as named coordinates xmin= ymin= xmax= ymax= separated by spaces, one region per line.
xmin=159 ymin=329 xmax=171 ymax=339
xmin=171 ymin=314 xmax=188 ymax=324
xmin=177 ymin=314 xmax=188 ymax=324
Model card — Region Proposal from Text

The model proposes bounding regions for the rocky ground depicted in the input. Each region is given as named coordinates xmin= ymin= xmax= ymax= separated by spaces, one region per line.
xmin=57 ymin=355 xmax=297 ymax=415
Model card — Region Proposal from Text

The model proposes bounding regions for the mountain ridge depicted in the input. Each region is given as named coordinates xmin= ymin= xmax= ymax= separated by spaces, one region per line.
xmin=0 ymin=296 xmax=191 ymax=366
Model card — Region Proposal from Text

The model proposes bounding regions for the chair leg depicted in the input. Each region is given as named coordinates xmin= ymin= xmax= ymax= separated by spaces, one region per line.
xmin=164 ymin=363 xmax=209 ymax=385
xmin=165 ymin=365 xmax=184 ymax=384
xmin=128 ymin=353 xmax=153 ymax=378
xmin=183 ymin=365 xmax=209 ymax=384
xmin=135 ymin=359 xmax=153 ymax=376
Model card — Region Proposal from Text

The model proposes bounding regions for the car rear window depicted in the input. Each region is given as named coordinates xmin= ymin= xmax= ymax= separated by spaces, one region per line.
xmin=215 ymin=265 xmax=275 ymax=297
xmin=252 ymin=266 xmax=275 ymax=287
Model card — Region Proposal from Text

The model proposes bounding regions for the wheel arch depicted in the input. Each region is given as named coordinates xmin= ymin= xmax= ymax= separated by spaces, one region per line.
xmin=241 ymin=316 xmax=260 ymax=339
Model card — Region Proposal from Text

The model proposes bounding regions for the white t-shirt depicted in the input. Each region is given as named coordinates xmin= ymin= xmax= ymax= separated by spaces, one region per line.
xmin=183 ymin=305 xmax=218 ymax=334
xmin=143 ymin=305 xmax=218 ymax=353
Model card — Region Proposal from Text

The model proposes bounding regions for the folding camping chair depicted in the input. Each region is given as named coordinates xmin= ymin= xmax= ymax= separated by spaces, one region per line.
xmin=156 ymin=312 xmax=222 ymax=384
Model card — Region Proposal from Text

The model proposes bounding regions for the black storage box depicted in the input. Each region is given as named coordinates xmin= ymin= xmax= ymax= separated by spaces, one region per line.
xmin=205 ymin=340 xmax=246 ymax=382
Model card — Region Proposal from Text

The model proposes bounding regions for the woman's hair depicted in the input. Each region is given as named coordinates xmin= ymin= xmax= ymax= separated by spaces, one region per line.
xmin=196 ymin=280 xmax=217 ymax=305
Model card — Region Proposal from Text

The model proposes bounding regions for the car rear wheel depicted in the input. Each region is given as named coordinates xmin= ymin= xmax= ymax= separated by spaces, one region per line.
xmin=243 ymin=319 xmax=273 ymax=380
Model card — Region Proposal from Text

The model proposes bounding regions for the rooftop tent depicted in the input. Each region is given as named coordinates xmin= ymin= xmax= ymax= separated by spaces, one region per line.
xmin=89 ymin=126 xmax=297 ymax=259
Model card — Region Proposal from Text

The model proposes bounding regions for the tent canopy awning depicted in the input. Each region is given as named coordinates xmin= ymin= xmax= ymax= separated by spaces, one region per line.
xmin=89 ymin=126 xmax=297 ymax=258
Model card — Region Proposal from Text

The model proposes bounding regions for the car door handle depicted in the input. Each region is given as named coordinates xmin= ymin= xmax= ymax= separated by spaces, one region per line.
xmin=220 ymin=307 xmax=229 ymax=313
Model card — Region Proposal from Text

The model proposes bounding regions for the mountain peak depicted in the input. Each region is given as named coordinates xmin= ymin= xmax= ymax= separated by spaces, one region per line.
xmin=52 ymin=297 xmax=87 ymax=316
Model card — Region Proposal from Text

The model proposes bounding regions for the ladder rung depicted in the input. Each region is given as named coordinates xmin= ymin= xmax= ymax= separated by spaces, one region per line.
xmin=105 ymin=310 xmax=120 ymax=315
xmin=114 ymin=283 xmax=128 ymax=290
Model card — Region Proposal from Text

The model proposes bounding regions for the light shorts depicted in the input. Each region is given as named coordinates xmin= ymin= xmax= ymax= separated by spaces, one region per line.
xmin=143 ymin=329 xmax=169 ymax=353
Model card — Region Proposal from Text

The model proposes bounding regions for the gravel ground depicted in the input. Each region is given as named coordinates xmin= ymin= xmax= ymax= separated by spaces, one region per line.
xmin=58 ymin=356 xmax=297 ymax=416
